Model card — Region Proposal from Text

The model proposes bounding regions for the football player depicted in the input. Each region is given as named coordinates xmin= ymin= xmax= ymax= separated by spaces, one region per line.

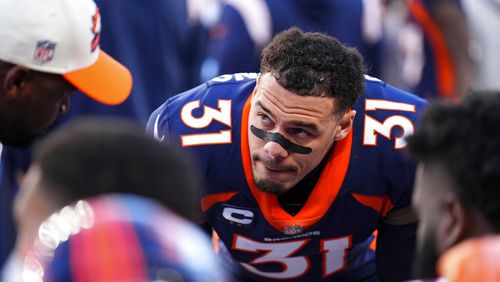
xmin=149 ymin=28 xmax=426 ymax=281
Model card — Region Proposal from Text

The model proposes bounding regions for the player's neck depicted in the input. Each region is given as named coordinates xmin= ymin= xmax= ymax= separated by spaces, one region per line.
xmin=278 ymin=148 xmax=331 ymax=216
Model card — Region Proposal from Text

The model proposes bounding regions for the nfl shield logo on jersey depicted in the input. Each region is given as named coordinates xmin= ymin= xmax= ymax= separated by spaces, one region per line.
xmin=34 ymin=41 xmax=56 ymax=63
xmin=284 ymin=224 xmax=303 ymax=235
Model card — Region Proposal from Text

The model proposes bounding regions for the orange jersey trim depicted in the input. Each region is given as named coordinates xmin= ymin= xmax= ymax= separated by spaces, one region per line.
xmin=201 ymin=192 xmax=239 ymax=212
xmin=212 ymin=230 xmax=221 ymax=254
xmin=408 ymin=0 xmax=456 ymax=98
xmin=240 ymin=93 xmax=353 ymax=233
xmin=370 ymin=230 xmax=378 ymax=252
xmin=351 ymin=193 xmax=394 ymax=217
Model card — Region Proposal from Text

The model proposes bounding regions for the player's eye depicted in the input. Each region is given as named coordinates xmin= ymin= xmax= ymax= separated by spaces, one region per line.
xmin=257 ymin=113 xmax=273 ymax=126
xmin=288 ymin=128 xmax=312 ymax=139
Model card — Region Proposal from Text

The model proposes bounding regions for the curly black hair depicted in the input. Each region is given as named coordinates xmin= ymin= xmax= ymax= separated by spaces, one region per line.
xmin=407 ymin=92 xmax=500 ymax=231
xmin=260 ymin=27 xmax=365 ymax=114
xmin=32 ymin=118 xmax=201 ymax=221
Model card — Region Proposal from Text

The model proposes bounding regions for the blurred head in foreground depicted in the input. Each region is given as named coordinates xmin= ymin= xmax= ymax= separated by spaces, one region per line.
xmin=408 ymin=92 xmax=500 ymax=278
xmin=22 ymin=194 xmax=229 ymax=282
xmin=0 ymin=0 xmax=132 ymax=148
xmin=6 ymin=118 xmax=229 ymax=281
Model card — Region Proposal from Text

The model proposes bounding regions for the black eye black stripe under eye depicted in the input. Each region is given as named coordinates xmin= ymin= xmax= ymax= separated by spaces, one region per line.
xmin=250 ymin=125 xmax=312 ymax=154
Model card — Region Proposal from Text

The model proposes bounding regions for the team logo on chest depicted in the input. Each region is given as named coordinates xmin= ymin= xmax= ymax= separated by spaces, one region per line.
xmin=283 ymin=224 xmax=304 ymax=236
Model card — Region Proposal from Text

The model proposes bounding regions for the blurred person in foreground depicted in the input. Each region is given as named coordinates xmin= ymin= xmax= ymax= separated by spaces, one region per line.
xmin=0 ymin=0 xmax=132 ymax=265
xmin=0 ymin=0 xmax=132 ymax=148
xmin=408 ymin=92 xmax=500 ymax=280
xmin=2 ymin=118 xmax=231 ymax=282
xmin=149 ymin=27 xmax=427 ymax=281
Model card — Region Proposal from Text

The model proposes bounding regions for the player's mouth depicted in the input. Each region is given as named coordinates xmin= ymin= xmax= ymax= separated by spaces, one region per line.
xmin=260 ymin=163 xmax=296 ymax=178
xmin=251 ymin=154 xmax=297 ymax=179
xmin=265 ymin=165 xmax=290 ymax=172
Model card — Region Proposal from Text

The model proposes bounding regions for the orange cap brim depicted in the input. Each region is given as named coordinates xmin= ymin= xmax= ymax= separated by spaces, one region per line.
xmin=63 ymin=50 xmax=132 ymax=105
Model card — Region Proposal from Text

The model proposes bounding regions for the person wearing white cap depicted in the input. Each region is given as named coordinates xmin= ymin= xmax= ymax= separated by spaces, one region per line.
xmin=0 ymin=0 xmax=132 ymax=148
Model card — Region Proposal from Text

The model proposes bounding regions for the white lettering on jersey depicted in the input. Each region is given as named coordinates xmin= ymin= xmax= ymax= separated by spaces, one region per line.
xmin=211 ymin=74 xmax=233 ymax=83
xmin=365 ymin=99 xmax=416 ymax=112
xmin=233 ymin=72 xmax=259 ymax=81
xmin=153 ymin=114 xmax=165 ymax=142
xmin=321 ymin=236 xmax=351 ymax=278
xmin=222 ymin=207 xmax=254 ymax=225
xmin=364 ymin=74 xmax=382 ymax=83
xmin=232 ymin=234 xmax=351 ymax=279
xmin=181 ymin=100 xmax=231 ymax=128
xmin=180 ymin=99 xmax=233 ymax=146
xmin=211 ymin=72 xmax=258 ymax=83
xmin=363 ymin=99 xmax=416 ymax=149
xmin=234 ymin=235 xmax=310 ymax=279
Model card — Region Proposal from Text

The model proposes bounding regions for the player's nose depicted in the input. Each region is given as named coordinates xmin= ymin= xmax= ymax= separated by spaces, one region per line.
xmin=263 ymin=141 xmax=288 ymax=161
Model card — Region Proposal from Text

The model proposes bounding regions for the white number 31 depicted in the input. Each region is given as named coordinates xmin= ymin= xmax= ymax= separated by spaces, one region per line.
xmin=363 ymin=99 xmax=416 ymax=149
xmin=180 ymin=99 xmax=232 ymax=147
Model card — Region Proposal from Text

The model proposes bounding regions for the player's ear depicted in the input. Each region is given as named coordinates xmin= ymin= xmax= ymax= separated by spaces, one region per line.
xmin=2 ymin=65 xmax=32 ymax=100
xmin=437 ymin=192 xmax=467 ymax=252
xmin=334 ymin=110 xmax=356 ymax=141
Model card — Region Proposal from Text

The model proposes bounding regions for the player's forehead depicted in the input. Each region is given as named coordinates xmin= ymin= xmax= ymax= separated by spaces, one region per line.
xmin=254 ymin=74 xmax=336 ymax=123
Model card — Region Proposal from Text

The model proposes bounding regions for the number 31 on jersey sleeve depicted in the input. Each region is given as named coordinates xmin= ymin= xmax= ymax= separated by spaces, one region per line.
xmin=177 ymin=98 xmax=416 ymax=149
xmin=362 ymin=99 xmax=416 ymax=149
xmin=180 ymin=99 xmax=233 ymax=147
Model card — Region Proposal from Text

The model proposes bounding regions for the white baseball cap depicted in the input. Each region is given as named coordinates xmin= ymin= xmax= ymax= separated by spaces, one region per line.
xmin=0 ymin=0 xmax=132 ymax=105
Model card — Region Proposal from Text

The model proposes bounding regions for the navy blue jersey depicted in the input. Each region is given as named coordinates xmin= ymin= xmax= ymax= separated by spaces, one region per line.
xmin=147 ymin=74 xmax=426 ymax=281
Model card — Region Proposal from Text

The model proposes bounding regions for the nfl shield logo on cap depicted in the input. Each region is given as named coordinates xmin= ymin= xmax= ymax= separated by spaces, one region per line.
xmin=0 ymin=0 xmax=132 ymax=105
xmin=34 ymin=41 xmax=56 ymax=63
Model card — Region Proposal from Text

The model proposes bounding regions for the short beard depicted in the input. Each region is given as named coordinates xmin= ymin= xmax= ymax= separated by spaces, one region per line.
xmin=255 ymin=180 xmax=288 ymax=196
xmin=412 ymin=232 xmax=439 ymax=279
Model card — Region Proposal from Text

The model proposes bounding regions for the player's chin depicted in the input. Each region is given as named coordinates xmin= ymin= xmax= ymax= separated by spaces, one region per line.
xmin=254 ymin=173 xmax=296 ymax=196
xmin=254 ymin=179 xmax=291 ymax=196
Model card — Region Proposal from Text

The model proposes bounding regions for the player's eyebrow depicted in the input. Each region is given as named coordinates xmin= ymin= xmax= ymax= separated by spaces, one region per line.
xmin=255 ymin=101 xmax=275 ymax=119
xmin=256 ymin=101 xmax=321 ymax=133
xmin=289 ymin=121 xmax=320 ymax=134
